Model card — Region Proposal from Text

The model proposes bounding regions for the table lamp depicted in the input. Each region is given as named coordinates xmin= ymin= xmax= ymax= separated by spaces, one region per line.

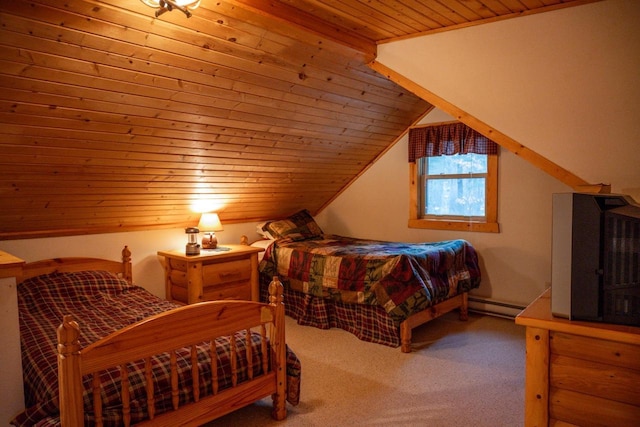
xmin=198 ymin=213 xmax=223 ymax=249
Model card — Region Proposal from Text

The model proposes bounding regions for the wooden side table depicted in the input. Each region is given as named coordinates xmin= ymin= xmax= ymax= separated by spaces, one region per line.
xmin=515 ymin=289 xmax=640 ymax=427
xmin=0 ymin=251 xmax=26 ymax=424
xmin=158 ymin=244 xmax=264 ymax=304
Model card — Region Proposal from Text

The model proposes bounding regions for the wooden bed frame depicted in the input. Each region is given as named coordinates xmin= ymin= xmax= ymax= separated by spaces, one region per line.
xmin=242 ymin=236 xmax=469 ymax=353
xmin=18 ymin=246 xmax=289 ymax=426
xmin=399 ymin=292 xmax=468 ymax=352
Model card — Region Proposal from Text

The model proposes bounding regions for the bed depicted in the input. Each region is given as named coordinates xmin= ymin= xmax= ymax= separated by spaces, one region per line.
xmin=255 ymin=210 xmax=482 ymax=353
xmin=11 ymin=246 xmax=300 ymax=427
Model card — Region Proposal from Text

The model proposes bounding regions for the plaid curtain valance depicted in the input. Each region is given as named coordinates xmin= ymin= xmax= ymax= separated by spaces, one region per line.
xmin=408 ymin=122 xmax=498 ymax=162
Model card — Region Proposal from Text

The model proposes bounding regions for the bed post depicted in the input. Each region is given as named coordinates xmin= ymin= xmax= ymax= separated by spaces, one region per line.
xmin=268 ymin=276 xmax=287 ymax=420
xmin=57 ymin=315 xmax=83 ymax=427
xmin=459 ymin=292 xmax=469 ymax=321
xmin=122 ymin=246 xmax=133 ymax=285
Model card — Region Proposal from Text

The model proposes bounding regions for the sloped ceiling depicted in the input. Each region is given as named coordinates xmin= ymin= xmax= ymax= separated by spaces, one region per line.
xmin=0 ymin=0 xmax=598 ymax=239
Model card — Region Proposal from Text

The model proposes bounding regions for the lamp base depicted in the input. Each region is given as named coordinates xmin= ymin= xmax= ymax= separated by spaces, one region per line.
xmin=202 ymin=233 xmax=218 ymax=249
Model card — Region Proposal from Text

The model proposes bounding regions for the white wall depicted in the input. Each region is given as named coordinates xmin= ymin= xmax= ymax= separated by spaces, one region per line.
xmin=316 ymin=108 xmax=571 ymax=308
xmin=316 ymin=0 xmax=640 ymax=308
xmin=376 ymin=0 xmax=640 ymax=200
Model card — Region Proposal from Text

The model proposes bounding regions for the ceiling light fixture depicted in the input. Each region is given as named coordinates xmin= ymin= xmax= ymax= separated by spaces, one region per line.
xmin=140 ymin=0 xmax=200 ymax=18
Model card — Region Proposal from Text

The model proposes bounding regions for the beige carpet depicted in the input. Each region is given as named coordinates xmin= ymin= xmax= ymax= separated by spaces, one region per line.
xmin=205 ymin=311 xmax=526 ymax=426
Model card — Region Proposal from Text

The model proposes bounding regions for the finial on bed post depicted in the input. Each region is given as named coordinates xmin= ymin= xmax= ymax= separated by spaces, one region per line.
xmin=267 ymin=276 xmax=287 ymax=420
xmin=122 ymin=246 xmax=133 ymax=285
xmin=240 ymin=235 xmax=249 ymax=246
xmin=57 ymin=315 xmax=83 ymax=427
xmin=268 ymin=276 xmax=284 ymax=306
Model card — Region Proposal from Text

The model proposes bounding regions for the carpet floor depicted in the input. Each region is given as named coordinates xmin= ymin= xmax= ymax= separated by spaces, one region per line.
xmin=206 ymin=311 xmax=526 ymax=426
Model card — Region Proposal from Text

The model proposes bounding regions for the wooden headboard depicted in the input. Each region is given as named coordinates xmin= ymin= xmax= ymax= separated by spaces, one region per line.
xmin=17 ymin=246 xmax=133 ymax=285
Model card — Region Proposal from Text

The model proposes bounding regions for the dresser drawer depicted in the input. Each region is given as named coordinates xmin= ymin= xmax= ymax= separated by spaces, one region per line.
xmin=551 ymin=331 xmax=640 ymax=370
xmin=202 ymin=259 xmax=252 ymax=286
xmin=168 ymin=281 xmax=251 ymax=303
xmin=203 ymin=281 xmax=251 ymax=301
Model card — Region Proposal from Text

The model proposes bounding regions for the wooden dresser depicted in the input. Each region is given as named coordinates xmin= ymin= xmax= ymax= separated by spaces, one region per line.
xmin=158 ymin=244 xmax=264 ymax=304
xmin=515 ymin=289 xmax=640 ymax=427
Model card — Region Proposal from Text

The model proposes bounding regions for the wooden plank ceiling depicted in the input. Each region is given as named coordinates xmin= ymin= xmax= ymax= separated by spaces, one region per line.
xmin=0 ymin=0 xmax=597 ymax=239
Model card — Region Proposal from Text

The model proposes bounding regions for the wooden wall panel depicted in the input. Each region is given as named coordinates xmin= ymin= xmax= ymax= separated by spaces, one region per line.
xmin=0 ymin=0 xmax=593 ymax=239
xmin=0 ymin=0 xmax=428 ymax=238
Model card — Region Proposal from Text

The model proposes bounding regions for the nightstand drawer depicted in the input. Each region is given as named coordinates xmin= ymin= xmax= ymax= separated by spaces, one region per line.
xmin=203 ymin=281 xmax=251 ymax=301
xmin=202 ymin=259 xmax=252 ymax=285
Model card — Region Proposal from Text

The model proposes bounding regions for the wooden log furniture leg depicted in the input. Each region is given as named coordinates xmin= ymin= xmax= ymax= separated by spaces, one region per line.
xmin=400 ymin=292 xmax=469 ymax=353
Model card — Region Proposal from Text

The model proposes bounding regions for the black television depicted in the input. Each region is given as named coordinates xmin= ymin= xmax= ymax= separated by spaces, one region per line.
xmin=551 ymin=192 xmax=640 ymax=326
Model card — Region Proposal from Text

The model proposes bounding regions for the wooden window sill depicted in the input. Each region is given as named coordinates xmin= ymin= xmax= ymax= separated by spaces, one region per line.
xmin=408 ymin=218 xmax=500 ymax=233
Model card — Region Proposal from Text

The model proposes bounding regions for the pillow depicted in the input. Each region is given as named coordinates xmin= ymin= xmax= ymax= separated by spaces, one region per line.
xmin=256 ymin=221 xmax=275 ymax=240
xmin=262 ymin=209 xmax=323 ymax=240
xmin=18 ymin=270 xmax=132 ymax=311
xmin=249 ymin=238 xmax=274 ymax=261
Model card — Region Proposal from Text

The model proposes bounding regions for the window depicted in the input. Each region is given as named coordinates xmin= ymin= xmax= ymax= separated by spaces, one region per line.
xmin=408 ymin=122 xmax=499 ymax=233
xmin=420 ymin=153 xmax=488 ymax=217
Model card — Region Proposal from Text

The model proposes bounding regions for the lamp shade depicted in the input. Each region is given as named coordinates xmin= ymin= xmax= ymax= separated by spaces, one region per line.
xmin=198 ymin=213 xmax=223 ymax=232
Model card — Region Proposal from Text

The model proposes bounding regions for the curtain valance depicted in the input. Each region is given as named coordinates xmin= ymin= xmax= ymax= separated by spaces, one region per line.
xmin=408 ymin=122 xmax=498 ymax=162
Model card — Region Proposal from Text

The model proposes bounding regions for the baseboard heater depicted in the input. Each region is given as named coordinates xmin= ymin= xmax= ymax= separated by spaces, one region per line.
xmin=468 ymin=297 xmax=526 ymax=319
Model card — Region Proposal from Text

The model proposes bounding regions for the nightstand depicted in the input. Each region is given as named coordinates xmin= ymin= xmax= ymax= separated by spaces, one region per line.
xmin=157 ymin=244 xmax=264 ymax=304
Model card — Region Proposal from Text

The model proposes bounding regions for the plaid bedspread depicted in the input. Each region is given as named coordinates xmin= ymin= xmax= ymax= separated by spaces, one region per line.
xmin=12 ymin=270 xmax=301 ymax=427
xmin=259 ymin=235 xmax=481 ymax=325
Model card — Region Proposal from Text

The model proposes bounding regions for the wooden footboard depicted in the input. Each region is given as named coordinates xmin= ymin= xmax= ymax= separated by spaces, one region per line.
xmin=57 ymin=277 xmax=288 ymax=426
xmin=399 ymin=292 xmax=469 ymax=353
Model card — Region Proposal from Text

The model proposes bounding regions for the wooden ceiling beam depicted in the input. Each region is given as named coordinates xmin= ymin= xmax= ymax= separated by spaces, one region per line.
xmin=369 ymin=60 xmax=610 ymax=194
xmin=224 ymin=0 xmax=377 ymax=62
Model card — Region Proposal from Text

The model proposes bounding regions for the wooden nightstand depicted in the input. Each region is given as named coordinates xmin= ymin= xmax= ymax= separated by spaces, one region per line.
xmin=158 ymin=244 xmax=264 ymax=304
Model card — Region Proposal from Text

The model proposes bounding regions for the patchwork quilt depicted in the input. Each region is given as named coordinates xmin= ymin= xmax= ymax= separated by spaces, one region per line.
xmin=260 ymin=235 xmax=481 ymax=325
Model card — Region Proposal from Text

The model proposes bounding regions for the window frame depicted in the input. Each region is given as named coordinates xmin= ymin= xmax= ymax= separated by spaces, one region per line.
xmin=409 ymin=151 xmax=499 ymax=233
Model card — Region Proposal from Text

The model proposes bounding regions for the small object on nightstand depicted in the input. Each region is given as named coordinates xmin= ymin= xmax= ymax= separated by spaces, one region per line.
xmin=185 ymin=227 xmax=200 ymax=256
xmin=198 ymin=212 xmax=223 ymax=249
